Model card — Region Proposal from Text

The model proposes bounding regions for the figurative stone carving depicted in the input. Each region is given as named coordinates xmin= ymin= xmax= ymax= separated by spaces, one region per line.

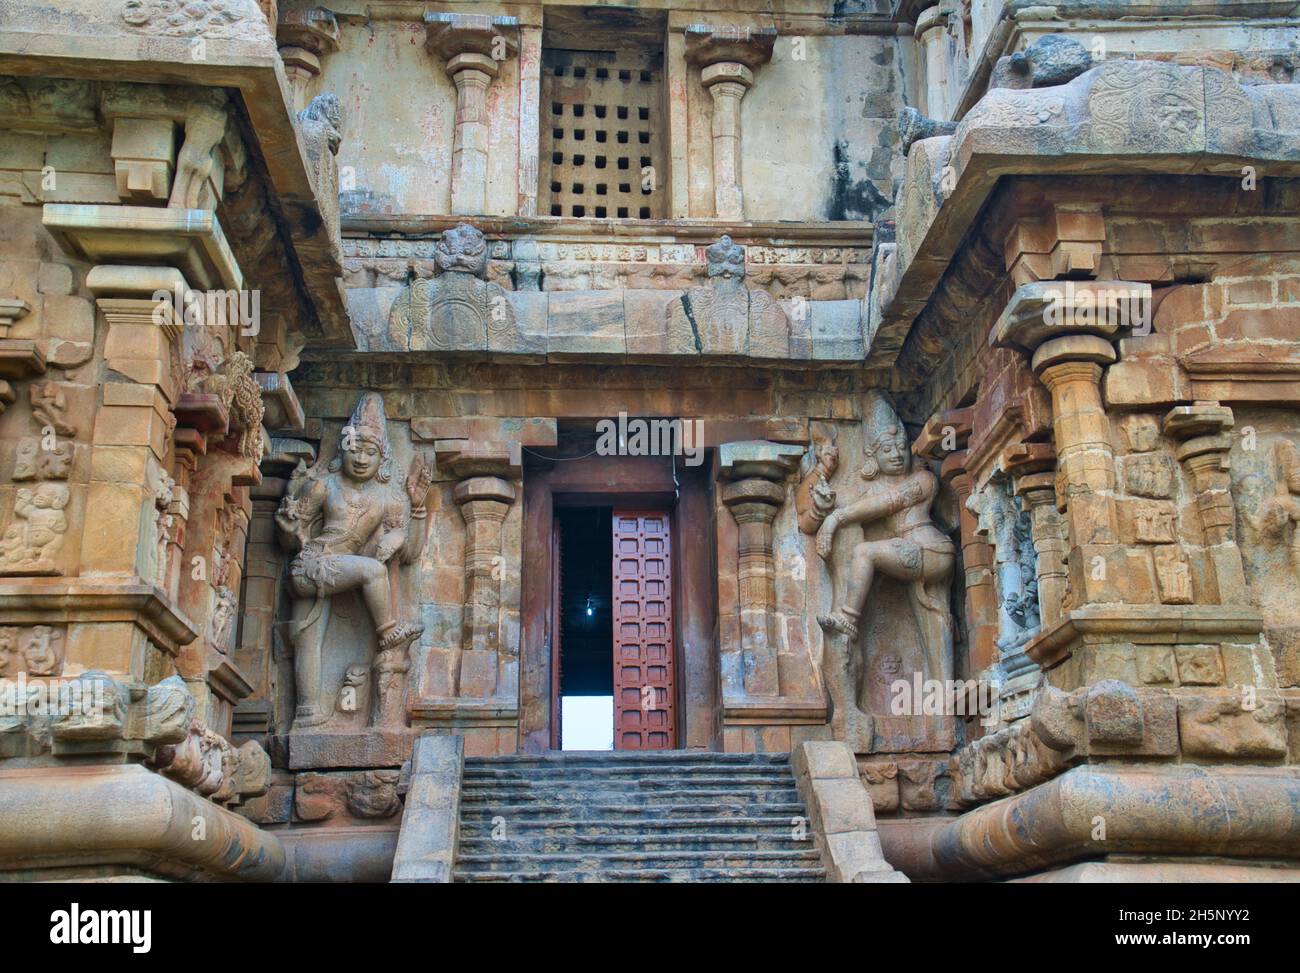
xmin=990 ymin=34 xmax=1092 ymax=90
xmin=386 ymin=222 xmax=515 ymax=352
xmin=801 ymin=393 xmax=955 ymax=686
xmin=299 ymin=93 xmax=343 ymax=249
xmin=0 ymin=627 xmax=17 ymax=674
xmin=200 ymin=350 xmax=264 ymax=459
xmin=0 ymin=483 xmax=70 ymax=574
xmin=13 ymin=437 xmax=72 ymax=481
xmin=23 ymin=625 xmax=63 ymax=676
xmin=30 ymin=381 xmax=76 ymax=438
xmin=1252 ymin=439 xmax=1300 ymax=584
xmin=275 ymin=392 xmax=433 ymax=729
xmin=898 ymin=106 xmax=956 ymax=154
xmin=666 ymin=235 xmax=790 ymax=358
xmin=796 ymin=441 xmax=839 ymax=534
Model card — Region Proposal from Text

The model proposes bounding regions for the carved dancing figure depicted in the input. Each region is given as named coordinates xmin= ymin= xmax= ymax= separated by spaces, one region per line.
xmin=803 ymin=393 xmax=955 ymax=684
xmin=275 ymin=392 xmax=433 ymax=729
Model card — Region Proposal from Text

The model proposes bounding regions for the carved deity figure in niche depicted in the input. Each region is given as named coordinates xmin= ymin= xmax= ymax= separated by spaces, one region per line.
xmin=275 ymin=392 xmax=433 ymax=729
xmin=799 ymin=393 xmax=955 ymax=687
xmin=386 ymin=222 xmax=515 ymax=352
xmin=0 ymin=483 xmax=70 ymax=574
xmin=23 ymin=625 xmax=62 ymax=676
xmin=667 ymin=235 xmax=790 ymax=358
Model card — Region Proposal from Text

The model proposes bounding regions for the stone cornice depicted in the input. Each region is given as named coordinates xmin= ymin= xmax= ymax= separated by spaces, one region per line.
xmin=873 ymin=60 xmax=1300 ymax=371
xmin=0 ymin=0 xmax=352 ymax=348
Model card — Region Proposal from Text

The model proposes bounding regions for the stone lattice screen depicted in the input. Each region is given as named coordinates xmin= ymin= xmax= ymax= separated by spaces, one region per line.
xmin=540 ymin=49 xmax=666 ymax=220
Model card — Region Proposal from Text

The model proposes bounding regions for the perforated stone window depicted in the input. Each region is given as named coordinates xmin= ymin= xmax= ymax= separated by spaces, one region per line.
xmin=540 ymin=49 xmax=665 ymax=220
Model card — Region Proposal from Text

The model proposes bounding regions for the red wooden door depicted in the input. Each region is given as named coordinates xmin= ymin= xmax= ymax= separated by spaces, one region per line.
xmin=611 ymin=510 xmax=675 ymax=750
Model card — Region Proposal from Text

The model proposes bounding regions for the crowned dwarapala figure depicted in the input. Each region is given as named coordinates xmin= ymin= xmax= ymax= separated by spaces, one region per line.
xmin=275 ymin=392 xmax=433 ymax=729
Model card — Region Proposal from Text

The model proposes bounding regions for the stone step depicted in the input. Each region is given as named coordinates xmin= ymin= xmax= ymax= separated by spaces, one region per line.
xmin=461 ymin=788 xmax=803 ymax=806
xmin=459 ymin=815 xmax=803 ymax=836
xmin=462 ymin=766 xmax=798 ymax=783
xmin=459 ymin=802 xmax=809 ymax=820
xmin=454 ymin=866 xmax=827 ymax=883
xmin=455 ymin=849 xmax=824 ymax=872
xmin=457 ymin=780 xmax=800 ymax=796
xmin=463 ymin=751 xmax=790 ymax=768
xmin=459 ymin=833 xmax=812 ymax=853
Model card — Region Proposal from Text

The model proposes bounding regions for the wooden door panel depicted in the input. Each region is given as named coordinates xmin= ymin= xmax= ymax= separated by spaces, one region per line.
xmin=612 ymin=510 xmax=675 ymax=750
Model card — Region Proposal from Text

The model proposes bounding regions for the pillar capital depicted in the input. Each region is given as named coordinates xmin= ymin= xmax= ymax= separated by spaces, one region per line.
xmin=684 ymin=24 xmax=777 ymax=72
xmin=425 ymin=12 xmax=519 ymax=67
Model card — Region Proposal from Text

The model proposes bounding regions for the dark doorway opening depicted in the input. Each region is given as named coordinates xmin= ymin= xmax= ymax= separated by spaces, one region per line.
xmin=554 ymin=506 xmax=614 ymax=749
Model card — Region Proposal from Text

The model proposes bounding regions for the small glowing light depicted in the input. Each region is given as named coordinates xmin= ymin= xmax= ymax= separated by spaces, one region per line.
xmin=585 ymin=594 xmax=594 ymax=617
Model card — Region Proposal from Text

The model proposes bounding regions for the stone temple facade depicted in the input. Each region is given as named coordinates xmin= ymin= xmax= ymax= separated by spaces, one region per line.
xmin=0 ymin=0 xmax=1298 ymax=884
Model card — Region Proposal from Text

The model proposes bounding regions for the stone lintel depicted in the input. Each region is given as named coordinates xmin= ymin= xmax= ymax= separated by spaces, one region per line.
xmin=1162 ymin=402 xmax=1235 ymax=441
xmin=284 ymin=728 xmax=415 ymax=771
xmin=0 ymin=340 xmax=47 ymax=380
xmin=913 ymin=405 xmax=973 ymax=460
xmin=256 ymin=371 xmax=306 ymax=434
xmin=277 ymin=5 xmax=340 ymax=55
xmin=991 ymin=280 xmax=1134 ymax=354
xmin=424 ymin=12 xmax=520 ymax=63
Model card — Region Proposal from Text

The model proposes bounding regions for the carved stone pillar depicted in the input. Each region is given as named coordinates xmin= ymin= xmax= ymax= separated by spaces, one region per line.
xmin=722 ymin=479 xmax=784 ymax=696
xmin=435 ymin=440 xmax=521 ymax=700
xmin=277 ymin=7 xmax=340 ymax=114
xmin=456 ymin=476 xmax=514 ymax=696
xmin=1015 ymin=471 xmax=1068 ymax=628
xmin=685 ymin=26 xmax=776 ymax=221
xmin=1163 ymin=403 xmax=1248 ymax=605
xmin=994 ymin=282 xmax=1128 ymax=608
xmin=915 ymin=4 xmax=952 ymax=120
xmin=720 ymin=441 xmax=802 ymax=697
xmin=70 ymin=266 xmax=195 ymax=679
xmin=426 ymin=14 xmax=519 ymax=217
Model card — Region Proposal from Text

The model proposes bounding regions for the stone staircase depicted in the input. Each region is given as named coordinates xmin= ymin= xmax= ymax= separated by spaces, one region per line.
xmin=452 ymin=751 xmax=828 ymax=883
